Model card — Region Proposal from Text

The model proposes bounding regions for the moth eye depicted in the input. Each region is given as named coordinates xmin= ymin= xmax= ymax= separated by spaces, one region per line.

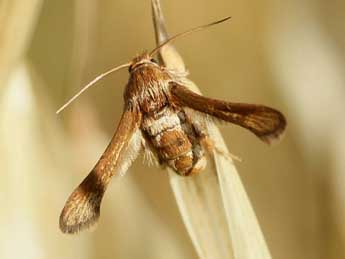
xmin=150 ymin=58 xmax=157 ymax=63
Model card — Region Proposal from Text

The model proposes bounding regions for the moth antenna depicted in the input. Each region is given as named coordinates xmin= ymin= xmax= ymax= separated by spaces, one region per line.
xmin=56 ymin=63 xmax=131 ymax=114
xmin=149 ymin=16 xmax=231 ymax=57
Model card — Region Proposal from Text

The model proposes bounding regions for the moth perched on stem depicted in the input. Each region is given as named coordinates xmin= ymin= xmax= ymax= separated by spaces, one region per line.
xmin=57 ymin=16 xmax=286 ymax=234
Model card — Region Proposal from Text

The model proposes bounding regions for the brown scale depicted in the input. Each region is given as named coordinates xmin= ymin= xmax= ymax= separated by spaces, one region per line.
xmin=126 ymin=65 xmax=206 ymax=175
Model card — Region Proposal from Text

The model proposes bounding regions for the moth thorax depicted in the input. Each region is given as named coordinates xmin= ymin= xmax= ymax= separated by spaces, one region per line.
xmin=138 ymin=85 xmax=167 ymax=114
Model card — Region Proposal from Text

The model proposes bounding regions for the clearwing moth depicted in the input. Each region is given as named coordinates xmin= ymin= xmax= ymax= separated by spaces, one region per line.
xmin=57 ymin=16 xmax=286 ymax=234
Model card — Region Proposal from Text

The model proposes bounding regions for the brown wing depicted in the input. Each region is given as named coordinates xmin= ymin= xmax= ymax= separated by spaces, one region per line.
xmin=170 ymin=83 xmax=286 ymax=144
xmin=59 ymin=107 xmax=142 ymax=234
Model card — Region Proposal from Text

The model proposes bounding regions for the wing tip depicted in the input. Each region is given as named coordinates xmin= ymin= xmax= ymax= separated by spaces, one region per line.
xmin=59 ymin=211 xmax=100 ymax=234
xmin=259 ymin=110 xmax=287 ymax=145
xmin=59 ymin=184 xmax=103 ymax=234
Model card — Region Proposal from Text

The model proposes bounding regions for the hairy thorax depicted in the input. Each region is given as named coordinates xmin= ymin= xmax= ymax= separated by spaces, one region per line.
xmin=125 ymin=65 xmax=206 ymax=175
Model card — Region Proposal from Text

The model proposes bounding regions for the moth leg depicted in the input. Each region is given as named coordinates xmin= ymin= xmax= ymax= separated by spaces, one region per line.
xmin=200 ymin=135 xmax=242 ymax=162
xmin=183 ymin=108 xmax=241 ymax=162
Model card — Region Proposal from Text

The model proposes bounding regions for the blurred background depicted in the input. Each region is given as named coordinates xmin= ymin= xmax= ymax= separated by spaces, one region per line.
xmin=1 ymin=0 xmax=345 ymax=258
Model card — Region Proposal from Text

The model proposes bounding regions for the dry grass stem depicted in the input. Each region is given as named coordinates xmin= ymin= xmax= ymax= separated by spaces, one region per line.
xmin=151 ymin=1 xmax=272 ymax=258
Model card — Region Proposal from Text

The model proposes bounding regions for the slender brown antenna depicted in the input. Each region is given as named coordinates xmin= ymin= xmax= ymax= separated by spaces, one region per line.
xmin=149 ymin=16 xmax=231 ymax=57
xmin=56 ymin=63 xmax=131 ymax=114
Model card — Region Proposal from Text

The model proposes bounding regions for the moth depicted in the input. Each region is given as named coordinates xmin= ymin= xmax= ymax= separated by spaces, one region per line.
xmin=57 ymin=17 xmax=286 ymax=234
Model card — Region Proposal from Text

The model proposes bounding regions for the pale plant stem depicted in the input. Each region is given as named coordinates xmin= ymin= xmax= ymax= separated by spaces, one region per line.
xmin=151 ymin=1 xmax=272 ymax=258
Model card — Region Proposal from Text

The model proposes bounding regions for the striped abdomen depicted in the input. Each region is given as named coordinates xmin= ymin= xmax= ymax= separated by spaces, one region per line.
xmin=141 ymin=106 xmax=206 ymax=176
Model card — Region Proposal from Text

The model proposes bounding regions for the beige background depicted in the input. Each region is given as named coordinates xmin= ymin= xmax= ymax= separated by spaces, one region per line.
xmin=1 ymin=0 xmax=345 ymax=258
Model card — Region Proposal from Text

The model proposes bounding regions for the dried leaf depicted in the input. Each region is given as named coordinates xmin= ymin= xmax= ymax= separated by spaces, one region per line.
xmin=151 ymin=1 xmax=272 ymax=258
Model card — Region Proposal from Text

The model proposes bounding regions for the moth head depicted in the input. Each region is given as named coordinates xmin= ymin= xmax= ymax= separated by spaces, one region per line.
xmin=128 ymin=52 xmax=158 ymax=72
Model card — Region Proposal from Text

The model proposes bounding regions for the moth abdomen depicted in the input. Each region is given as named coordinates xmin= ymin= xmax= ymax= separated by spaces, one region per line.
xmin=141 ymin=105 xmax=206 ymax=176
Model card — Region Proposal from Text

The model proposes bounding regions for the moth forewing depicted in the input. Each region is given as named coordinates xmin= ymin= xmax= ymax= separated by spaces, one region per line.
xmin=170 ymin=83 xmax=286 ymax=144
xmin=59 ymin=107 xmax=142 ymax=234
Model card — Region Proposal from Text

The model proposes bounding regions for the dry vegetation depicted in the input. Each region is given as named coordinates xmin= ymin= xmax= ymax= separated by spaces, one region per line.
xmin=0 ymin=0 xmax=344 ymax=259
